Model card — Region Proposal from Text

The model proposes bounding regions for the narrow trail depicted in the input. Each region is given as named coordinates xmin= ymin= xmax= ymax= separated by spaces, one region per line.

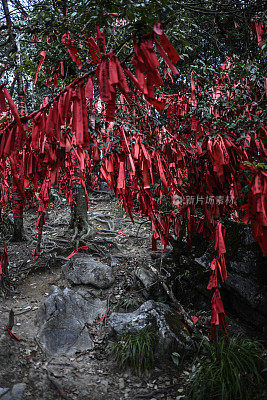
xmin=0 ymin=193 xmax=193 ymax=400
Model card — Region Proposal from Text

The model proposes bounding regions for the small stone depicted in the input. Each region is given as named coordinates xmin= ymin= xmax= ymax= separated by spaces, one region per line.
xmin=135 ymin=267 xmax=157 ymax=291
xmin=11 ymin=383 xmax=27 ymax=399
xmin=118 ymin=378 xmax=125 ymax=390
xmin=100 ymin=379 xmax=109 ymax=393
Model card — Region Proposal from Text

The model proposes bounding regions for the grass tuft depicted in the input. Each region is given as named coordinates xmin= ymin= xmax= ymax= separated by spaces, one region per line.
xmin=109 ymin=326 xmax=158 ymax=374
xmin=186 ymin=335 xmax=265 ymax=400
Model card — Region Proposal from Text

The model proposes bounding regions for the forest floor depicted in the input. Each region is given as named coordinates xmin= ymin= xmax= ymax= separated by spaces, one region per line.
xmin=0 ymin=191 xmax=262 ymax=400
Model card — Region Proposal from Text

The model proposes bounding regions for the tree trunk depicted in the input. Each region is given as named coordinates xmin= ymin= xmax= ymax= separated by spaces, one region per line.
xmin=69 ymin=186 xmax=88 ymax=231
xmin=11 ymin=183 xmax=25 ymax=242
xmin=68 ymin=151 xmax=90 ymax=238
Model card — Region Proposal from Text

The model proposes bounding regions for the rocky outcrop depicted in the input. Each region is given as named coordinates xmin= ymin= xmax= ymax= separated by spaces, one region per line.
xmin=36 ymin=286 xmax=107 ymax=355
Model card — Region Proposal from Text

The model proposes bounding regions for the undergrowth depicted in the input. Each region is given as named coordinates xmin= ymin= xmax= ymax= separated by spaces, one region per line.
xmin=109 ymin=326 xmax=158 ymax=374
xmin=186 ymin=335 xmax=265 ymax=400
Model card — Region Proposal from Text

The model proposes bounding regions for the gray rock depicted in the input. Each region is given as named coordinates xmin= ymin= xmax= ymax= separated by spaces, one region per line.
xmin=223 ymin=272 xmax=267 ymax=328
xmin=99 ymin=379 xmax=109 ymax=393
xmin=36 ymin=286 xmax=107 ymax=355
xmin=109 ymin=300 xmax=192 ymax=358
xmin=135 ymin=267 xmax=157 ymax=291
xmin=0 ymin=383 xmax=26 ymax=400
xmin=62 ymin=254 xmax=115 ymax=288
xmin=118 ymin=378 xmax=125 ymax=390
xmin=0 ymin=392 xmax=11 ymax=400
xmin=10 ymin=384 xmax=26 ymax=399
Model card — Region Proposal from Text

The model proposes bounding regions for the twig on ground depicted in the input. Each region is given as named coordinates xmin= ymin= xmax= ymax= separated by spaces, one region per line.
xmin=47 ymin=372 xmax=71 ymax=400
xmin=149 ymin=264 xmax=194 ymax=329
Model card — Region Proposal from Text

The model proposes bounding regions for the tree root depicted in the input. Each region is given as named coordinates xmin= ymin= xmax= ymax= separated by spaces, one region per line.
xmin=88 ymin=187 xmax=112 ymax=195
xmin=93 ymin=216 xmax=115 ymax=231
xmin=80 ymin=221 xmax=94 ymax=242
xmin=71 ymin=226 xmax=78 ymax=242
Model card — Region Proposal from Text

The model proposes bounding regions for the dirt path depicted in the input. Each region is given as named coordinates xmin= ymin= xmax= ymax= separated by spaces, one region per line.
xmin=0 ymin=193 xmax=190 ymax=400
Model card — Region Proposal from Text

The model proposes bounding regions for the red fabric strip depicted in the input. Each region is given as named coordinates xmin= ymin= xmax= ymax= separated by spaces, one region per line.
xmin=154 ymin=39 xmax=179 ymax=75
xmin=88 ymin=37 xmax=102 ymax=64
xmin=6 ymin=325 xmax=25 ymax=342
xmin=96 ymin=26 xmax=106 ymax=54
xmin=67 ymin=245 xmax=89 ymax=259
xmin=0 ymin=88 xmax=7 ymax=112
xmin=159 ymin=33 xmax=180 ymax=64
xmin=34 ymin=50 xmax=46 ymax=84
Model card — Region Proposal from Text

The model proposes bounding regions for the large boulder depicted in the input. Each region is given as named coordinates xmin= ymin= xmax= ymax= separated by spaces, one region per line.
xmin=36 ymin=286 xmax=107 ymax=355
xmin=108 ymin=300 xmax=193 ymax=358
xmin=62 ymin=254 xmax=115 ymax=288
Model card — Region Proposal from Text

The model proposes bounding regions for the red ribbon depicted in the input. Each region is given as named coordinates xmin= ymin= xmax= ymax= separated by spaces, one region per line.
xmin=6 ymin=325 xmax=25 ymax=342
xmin=67 ymin=245 xmax=89 ymax=259
xmin=96 ymin=307 xmax=109 ymax=324
xmin=34 ymin=51 xmax=46 ymax=84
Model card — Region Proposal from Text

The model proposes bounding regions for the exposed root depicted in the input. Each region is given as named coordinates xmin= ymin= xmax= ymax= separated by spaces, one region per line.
xmin=93 ymin=216 xmax=115 ymax=231
xmin=79 ymin=221 xmax=94 ymax=242
xmin=71 ymin=226 xmax=78 ymax=242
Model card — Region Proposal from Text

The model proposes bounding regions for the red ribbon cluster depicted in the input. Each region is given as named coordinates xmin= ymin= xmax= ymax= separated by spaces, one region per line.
xmin=208 ymin=222 xmax=227 ymax=339
xmin=0 ymin=24 xmax=266 ymax=338
xmin=242 ymin=168 xmax=267 ymax=255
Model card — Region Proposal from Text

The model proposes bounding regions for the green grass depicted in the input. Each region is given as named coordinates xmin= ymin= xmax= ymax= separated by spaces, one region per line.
xmin=121 ymin=295 xmax=142 ymax=311
xmin=109 ymin=326 xmax=158 ymax=374
xmin=186 ymin=335 xmax=265 ymax=400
